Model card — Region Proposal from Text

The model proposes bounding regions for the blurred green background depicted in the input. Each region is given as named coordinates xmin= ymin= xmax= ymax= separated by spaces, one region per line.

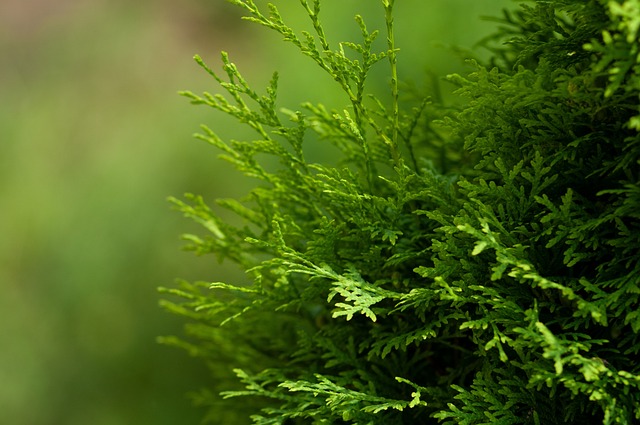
xmin=0 ymin=1 xmax=510 ymax=424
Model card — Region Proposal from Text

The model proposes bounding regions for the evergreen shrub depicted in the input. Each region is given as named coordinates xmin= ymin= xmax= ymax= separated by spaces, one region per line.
xmin=161 ymin=0 xmax=640 ymax=423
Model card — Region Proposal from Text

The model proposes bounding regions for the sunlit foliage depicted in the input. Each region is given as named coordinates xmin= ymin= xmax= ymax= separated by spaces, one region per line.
xmin=163 ymin=0 xmax=640 ymax=423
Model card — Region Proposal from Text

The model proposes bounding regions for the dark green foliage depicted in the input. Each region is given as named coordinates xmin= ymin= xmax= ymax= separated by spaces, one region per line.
xmin=161 ymin=0 xmax=640 ymax=423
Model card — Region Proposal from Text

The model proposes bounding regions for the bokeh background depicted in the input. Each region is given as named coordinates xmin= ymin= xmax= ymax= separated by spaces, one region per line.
xmin=0 ymin=1 xmax=510 ymax=424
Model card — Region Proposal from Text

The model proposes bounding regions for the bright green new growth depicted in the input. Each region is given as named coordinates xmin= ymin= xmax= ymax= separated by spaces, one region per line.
xmin=161 ymin=0 xmax=640 ymax=423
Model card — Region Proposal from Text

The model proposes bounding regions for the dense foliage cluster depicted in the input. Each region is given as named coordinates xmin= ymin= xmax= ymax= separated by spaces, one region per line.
xmin=161 ymin=0 xmax=640 ymax=423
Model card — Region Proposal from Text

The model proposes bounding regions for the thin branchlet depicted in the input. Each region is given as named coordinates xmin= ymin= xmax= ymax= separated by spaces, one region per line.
xmin=383 ymin=0 xmax=402 ymax=170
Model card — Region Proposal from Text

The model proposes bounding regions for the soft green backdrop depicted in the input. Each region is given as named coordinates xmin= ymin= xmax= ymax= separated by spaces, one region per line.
xmin=0 ymin=1 xmax=510 ymax=424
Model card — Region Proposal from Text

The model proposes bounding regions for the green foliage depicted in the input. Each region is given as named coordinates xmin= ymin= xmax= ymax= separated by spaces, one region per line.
xmin=162 ymin=0 xmax=640 ymax=423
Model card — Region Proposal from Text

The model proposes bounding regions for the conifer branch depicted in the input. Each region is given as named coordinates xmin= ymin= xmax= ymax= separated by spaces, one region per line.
xmin=165 ymin=1 xmax=640 ymax=423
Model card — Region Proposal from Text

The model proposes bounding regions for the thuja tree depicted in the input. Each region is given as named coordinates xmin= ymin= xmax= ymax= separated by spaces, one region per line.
xmin=161 ymin=0 xmax=640 ymax=423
